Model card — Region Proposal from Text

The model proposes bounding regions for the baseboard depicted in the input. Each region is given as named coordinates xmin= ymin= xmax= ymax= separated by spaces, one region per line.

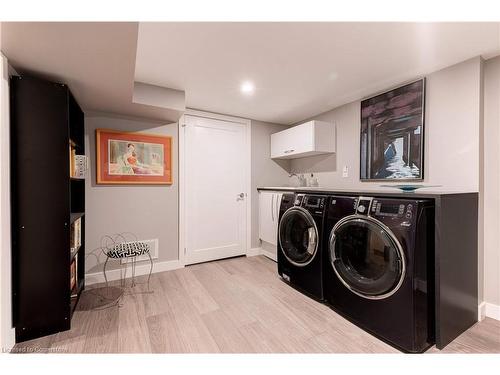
xmin=85 ymin=259 xmax=184 ymax=286
xmin=260 ymin=248 xmax=277 ymax=262
xmin=485 ymin=302 xmax=500 ymax=321
xmin=246 ymin=247 xmax=277 ymax=262
xmin=246 ymin=247 xmax=262 ymax=257
xmin=478 ymin=301 xmax=487 ymax=321
xmin=478 ymin=301 xmax=500 ymax=321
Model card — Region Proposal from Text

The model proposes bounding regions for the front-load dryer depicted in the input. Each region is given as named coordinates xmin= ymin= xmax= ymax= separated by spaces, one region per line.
xmin=323 ymin=195 xmax=435 ymax=353
xmin=277 ymin=193 xmax=327 ymax=301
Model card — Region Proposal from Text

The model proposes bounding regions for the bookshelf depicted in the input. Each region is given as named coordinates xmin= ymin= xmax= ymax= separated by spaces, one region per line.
xmin=11 ymin=75 xmax=86 ymax=342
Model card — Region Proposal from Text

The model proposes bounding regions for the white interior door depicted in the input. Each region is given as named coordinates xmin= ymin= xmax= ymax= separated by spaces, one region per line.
xmin=183 ymin=115 xmax=248 ymax=265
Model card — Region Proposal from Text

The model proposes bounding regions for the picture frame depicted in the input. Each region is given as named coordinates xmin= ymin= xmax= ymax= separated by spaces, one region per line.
xmin=360 ymin=78 xmax=425 ymax=181
xmin=96 ymin=128 xmax=173 ymax=185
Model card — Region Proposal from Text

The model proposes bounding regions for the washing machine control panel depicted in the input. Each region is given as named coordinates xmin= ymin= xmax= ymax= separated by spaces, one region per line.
xmin=304 ymin=195 xmax=324 ymax=208
xmin=296 ymin=194 xmax=326 ymax=214
xmin=371 ymin=199 xmax=413 ymax=218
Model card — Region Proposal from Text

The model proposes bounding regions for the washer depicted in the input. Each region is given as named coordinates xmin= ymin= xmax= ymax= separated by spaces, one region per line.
xmin=277 ymin=193 xmax=327 ymax=300
xmin=323 ymin=195 xmax=435 ymax=353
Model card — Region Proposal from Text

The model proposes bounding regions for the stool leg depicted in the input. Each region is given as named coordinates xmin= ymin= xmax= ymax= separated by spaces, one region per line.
xmin=121 ymin=258 xmax=128 ymax=288
xmin=131 ymin=257 xmax=136 ymax=288
xmin=103 ymin=257 xmax=110 ymax=289
xmin=147 ymin=251 xmax=153 ymax=292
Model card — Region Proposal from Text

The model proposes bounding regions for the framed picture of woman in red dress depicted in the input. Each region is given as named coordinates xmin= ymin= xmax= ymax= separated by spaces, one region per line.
xmin=96 ymin=129 xmax=172 ymax=184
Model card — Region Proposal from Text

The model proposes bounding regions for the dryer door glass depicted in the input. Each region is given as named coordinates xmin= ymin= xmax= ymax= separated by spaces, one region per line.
xmin=279 ymin=208 xmax=318 ymax=266
xmin=330 ymin=217 xmax=405 ymax=299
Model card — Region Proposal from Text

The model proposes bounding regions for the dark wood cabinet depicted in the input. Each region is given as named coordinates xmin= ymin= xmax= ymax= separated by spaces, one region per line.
xmin=10 ymin=75 xmax=86 ymax=343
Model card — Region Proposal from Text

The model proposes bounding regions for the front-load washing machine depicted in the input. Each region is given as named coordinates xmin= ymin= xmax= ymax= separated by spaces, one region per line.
xmin=277 ymin=193 xmax=327 ymax=301
xmin=323 ymin=195 xmax=435 ymax=352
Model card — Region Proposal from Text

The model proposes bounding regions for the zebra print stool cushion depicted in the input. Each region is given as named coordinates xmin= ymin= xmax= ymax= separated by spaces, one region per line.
xmin=106 ymin=242 xmax=150 ymax=259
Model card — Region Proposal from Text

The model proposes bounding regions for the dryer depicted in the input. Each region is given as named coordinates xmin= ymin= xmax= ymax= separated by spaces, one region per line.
xmin=323 ymin=195 xmax=435 ymax=353
xmin=277 ymin=193 xmax=327 ymax=300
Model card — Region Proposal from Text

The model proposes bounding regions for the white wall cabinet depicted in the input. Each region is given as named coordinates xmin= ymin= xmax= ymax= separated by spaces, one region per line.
xmin=270 ymin=120 xmax=335 ymax=159
xmin=258 ymin=191 xmax=283 ymax=260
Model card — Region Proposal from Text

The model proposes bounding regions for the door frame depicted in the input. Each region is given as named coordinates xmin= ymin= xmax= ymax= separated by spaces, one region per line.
xmin=178 ymin=109 xmax=251 ymax=266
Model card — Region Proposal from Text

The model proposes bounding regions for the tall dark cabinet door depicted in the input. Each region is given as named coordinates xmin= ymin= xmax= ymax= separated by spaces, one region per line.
xmin=11 ymin=77 xmax=71 ymax=341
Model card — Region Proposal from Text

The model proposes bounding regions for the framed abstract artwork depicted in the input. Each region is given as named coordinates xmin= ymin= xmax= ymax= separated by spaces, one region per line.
xmin=96 ymin=129 xmax=173 ymax=185
xmin=360 ymin=79 xmax=425 ymax=181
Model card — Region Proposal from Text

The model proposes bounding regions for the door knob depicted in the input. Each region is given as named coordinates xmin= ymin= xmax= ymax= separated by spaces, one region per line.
xmin=237 ymin=193 xmax=245 ymax=199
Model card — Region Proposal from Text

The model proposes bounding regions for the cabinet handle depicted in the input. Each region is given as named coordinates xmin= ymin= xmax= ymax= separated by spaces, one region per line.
xmin=284 ymin=149 xmax=295 ymax=154
xmin=271 ymin=194 xmax=275 ymax=222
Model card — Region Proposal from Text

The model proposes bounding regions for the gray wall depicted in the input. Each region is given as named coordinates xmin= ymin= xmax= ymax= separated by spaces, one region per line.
xmin=250 ymin=120 xmax=290 ymax=248
xmin=483 ymin=56 xmax=500 ymax=306
xmin=84 ymin=115 xmax=178 ymax=273
xmin=289 ymin=57 xmax=483 ymax=193
xmin=84 ymin=115 xmax=290 ymax=271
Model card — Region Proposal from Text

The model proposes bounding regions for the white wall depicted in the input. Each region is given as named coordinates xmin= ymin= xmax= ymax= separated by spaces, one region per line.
xmin=84 ymin=115 xmax=179 ymax=278
xmin=289 ymin=57 xmax=483 ymax=193
xmin=483 ymin=56 xmax=500 ymax=310
xmin=0 ymin=51 xmax=15 ymax=350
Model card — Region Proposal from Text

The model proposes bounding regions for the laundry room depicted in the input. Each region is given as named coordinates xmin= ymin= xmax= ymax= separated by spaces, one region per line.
xmin=1 ymin=2 xmax=499 ymax=374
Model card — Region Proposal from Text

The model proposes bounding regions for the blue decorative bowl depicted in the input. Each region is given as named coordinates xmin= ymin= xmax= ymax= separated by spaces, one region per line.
xmin=380 ymin=184 xmax=438 ymax=192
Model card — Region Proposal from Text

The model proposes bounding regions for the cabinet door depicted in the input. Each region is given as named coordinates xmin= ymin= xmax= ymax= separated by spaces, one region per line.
xmin=271 ymin=122 xmax=314 ymax=158
xmin=273 ymin=192 xmax=283 ymax=241
xmin=270 ymin=128 xmax=292 ymax=158
xmin=259 ymin=191 xmax=277 ymax=245
xmin=287 ymin=123 xmax=314 ymax=156
xmin=313 ymin=120 xmax=336 ymax=153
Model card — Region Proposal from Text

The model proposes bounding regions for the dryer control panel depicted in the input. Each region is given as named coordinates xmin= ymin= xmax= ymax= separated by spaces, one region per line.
xmin=354 ymin=197 xmax=414 ymax=219
xmin=371 ymin=199 xmax=414 ymax=219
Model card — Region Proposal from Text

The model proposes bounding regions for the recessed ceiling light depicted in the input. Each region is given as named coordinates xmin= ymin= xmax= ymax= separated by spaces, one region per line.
xmin=240 ymin=81 xmax=255 ymax=95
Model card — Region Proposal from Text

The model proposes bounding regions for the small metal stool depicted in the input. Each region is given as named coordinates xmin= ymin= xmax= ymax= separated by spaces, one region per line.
xmin=101 ymin=232 xmax=154 ymax=291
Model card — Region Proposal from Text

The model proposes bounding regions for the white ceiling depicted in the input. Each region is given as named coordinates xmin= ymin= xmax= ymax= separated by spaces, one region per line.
xmin=0 ymin=22 xmax=183 ymax=123
xmin=2 ymin=22 xmax=499 ymax=125
xmin=135 ymin=22 xmax=500 ymax=124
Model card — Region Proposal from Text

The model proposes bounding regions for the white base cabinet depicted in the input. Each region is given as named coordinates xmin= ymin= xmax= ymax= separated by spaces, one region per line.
xmin=270 ymin=120 xmax=335 ymax=159
xmin=258 ymin=191 xmax=283 ymax=259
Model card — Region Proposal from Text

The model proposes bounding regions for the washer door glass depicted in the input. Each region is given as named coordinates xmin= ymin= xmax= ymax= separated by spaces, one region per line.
xmin=330 ymin=217 xmax=404 ymax=299
xmin=279 ymin=208 xmax=318 ymax=266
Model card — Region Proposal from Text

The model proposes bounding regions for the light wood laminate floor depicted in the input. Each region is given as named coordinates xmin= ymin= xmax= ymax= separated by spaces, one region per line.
xmin=13 ymin=255 xmax=500 ymax=354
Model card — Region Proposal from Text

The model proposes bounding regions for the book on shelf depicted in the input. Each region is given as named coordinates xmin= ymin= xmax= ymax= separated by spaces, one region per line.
xmin=69 ymin=143 xmax=75 ymax=177
xmin=74 ymin=155 xmax=87 ymax=179
xmin=69 ymin=141 xmax=87 ymax=179
xmin=70 ymin=259 xmax=76 ymax=291
xmin=70 ymin=256 xmax=79 ymax=298
xmin=70 ymin=257 xmax=79 ymax=298
xmin=70 ymin=217 xmax=82 ymax=253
